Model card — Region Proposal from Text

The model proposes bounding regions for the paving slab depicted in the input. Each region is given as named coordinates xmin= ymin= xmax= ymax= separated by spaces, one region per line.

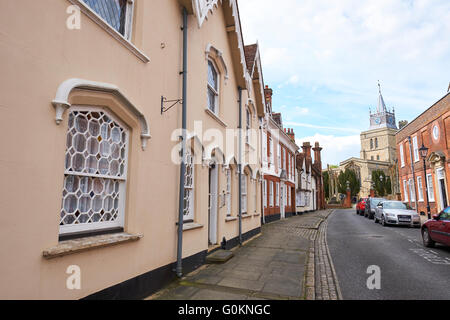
xmin=148 ymin=210 xmax=332 ymax=301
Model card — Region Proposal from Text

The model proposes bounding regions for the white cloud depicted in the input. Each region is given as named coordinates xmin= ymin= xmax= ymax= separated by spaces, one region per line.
xmin=296 ymin=134 xmax=361 ymax=169
xmin=239 ymin=0 xmax=450 ymax=117
xmin=285 ymin=121 xmax=360 ymax=134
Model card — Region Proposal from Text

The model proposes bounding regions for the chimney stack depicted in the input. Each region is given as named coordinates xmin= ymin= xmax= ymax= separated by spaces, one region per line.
xmin=313 ymin=142 xmax=322 ymax=166
xmin=302 ymin=142 xmax=312 ymax=160
xmin=264 ymin=85 xmax=273 ymax=112
xmin=287 ymin=128 xmax=295 ymax=141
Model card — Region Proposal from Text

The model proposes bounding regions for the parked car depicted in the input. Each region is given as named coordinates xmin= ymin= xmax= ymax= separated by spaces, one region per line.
xmin=374 ymin=200 xmax=421 ymax=227
xmin=364 ymin=197 xmax=384 ymax=219
xmin=422 ymin=206 xmax=450 ymax=248
xmin=356 ymin=198 xmax=368 ymax=215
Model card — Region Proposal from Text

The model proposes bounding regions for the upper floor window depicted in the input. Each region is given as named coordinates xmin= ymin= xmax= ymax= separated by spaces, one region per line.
xmin=400 ymin=143 xmax=405 ymax=167
xmin=278 ymin=145 xmax=282 ymax=171
xmin=370 ymin=139 xmax=373 ymax=149
xmin=60 ymin=107 xmax=129 ymax=236
xmin=82 ymin=0 xmax=134 ymax=40
xmin=375 ymin=138 xmax=378 ymax=148
xmin=207 ymin=60 xmax=219 ymax=114
xmin=412 ymin=136 xmax=419 ymax=162
xmin=246 ymin=107 xmax=251 ymax=144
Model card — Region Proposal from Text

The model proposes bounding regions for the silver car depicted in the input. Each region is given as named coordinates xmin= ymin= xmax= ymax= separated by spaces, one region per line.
xmin=374 ymin=201 xmax=421 ymax=228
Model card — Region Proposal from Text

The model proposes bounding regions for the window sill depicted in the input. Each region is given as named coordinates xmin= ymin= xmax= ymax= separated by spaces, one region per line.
xmin=241 ymin=214 xmax=252 ymax=219
xmin=253 ymin=213 xmax=261 ymax=217
xmin=68 ymin=0 xmax=150 ymax=63
xmin=225 ymin=216 xmax=238 ymax=222
xmin=205 ymin=109 xmax=228 ymax=128
xmin=42 ymin=232 xmax=142 ymax=259
xmin=183 ymin=223 xmax=204 ymax=231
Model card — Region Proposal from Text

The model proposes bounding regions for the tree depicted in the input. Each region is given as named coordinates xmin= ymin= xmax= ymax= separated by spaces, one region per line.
xmin=372 ymin=170 xmax=391 ymax=197
xmin=337 ymin=169 xmax=360 ymax=197
xmin=323 ymin=171 xmax=330 ymax=200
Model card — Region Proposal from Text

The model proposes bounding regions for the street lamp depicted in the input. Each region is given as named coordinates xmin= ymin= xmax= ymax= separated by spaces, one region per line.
xmin=419 ymin=143 xmax=431 ymax=219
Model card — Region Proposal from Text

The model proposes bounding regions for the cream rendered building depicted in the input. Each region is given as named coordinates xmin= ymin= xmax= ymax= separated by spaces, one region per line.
xmin=0 ymin=0 xmax=265 ymax=299
xmin=330 ymin=85 xmax=399 ymax=199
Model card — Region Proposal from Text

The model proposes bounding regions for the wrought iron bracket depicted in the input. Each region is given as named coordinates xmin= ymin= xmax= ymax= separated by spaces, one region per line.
xmin=161 ymin=96 xmax=183 ymax=114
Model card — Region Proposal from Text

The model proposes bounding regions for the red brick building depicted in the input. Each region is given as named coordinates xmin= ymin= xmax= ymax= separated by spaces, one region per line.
xmin=396 ymin=92 xmax=450 ymax=216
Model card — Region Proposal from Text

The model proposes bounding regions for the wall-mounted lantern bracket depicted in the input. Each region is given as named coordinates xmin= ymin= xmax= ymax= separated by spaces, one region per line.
xmin=161 ymin=96 xmax=183 ymax=114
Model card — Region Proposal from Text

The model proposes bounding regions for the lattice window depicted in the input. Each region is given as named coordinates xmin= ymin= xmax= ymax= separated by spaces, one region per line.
xmin=427 ymin=174 xmax=435 ymax=202
xmin=60 ymin=107 xmax=129 ymax=235
xmin=226 ymin=169 xmax=232 ymax=216
xmin=276 ymin=182 xmax=280 ymax=207
xmin=207 ymin=60 xmax=219 ymax=114
xmin=82 ymin=0 xmax=134 ymax=40
xmin=183 ymin=148 xmax=195 ymax=221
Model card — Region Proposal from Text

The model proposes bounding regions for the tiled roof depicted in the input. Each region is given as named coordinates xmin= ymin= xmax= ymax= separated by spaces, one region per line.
xmin=272 ymin=112 xmax=282 ymax=128
xmin=244 ymin=44 xmax=258 ymax=74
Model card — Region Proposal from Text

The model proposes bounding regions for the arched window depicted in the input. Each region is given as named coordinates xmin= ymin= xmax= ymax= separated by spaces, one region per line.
xmin=60 ymin=107 xmax=129 ymax=236
xmin=370 ymin=139 xmax=373 ymax=149
xmin=207 ymin=60 xmax=219 ymax=114
xmin=375 ymin=138 xmax=378 ymax=148
xmin=183 ymin=147 xmax=195 ymax=222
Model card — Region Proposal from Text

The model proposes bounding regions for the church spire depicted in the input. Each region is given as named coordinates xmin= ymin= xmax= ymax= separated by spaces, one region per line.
xmin=377 ymin=81 xmax=387 ymax=113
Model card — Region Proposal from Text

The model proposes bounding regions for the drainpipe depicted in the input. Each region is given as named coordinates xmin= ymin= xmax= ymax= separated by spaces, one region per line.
xmin=176 ymin=7 xmax=188 ymax=278
xmin=407 ymin=136 xmax=419 ymax=213
xmin=238 ymin=86 xmax=243 ymax=246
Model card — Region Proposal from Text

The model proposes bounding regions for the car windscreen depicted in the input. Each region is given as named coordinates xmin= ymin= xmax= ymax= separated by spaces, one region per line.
xmin=371 ymin=199 xmax=384 ymax=205
xmin=383 ymin=202 xmax=408 ymax=210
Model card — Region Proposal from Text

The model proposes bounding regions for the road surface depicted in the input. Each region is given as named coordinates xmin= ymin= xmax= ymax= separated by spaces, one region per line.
xmin=327 ymin=208 xmax=450 ymax=300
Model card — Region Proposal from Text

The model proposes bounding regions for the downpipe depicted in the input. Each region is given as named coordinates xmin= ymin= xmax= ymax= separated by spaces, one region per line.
xmin=176 ymin=7 xmax=188 ymax=278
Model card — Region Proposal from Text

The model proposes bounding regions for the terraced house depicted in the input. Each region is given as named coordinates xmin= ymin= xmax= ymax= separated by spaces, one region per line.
xmin=0 ymin=0 xmax=269 ymax=299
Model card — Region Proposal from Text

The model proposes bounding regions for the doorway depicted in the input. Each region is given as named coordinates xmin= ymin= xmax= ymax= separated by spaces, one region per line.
xmin=280 ymin=182 xmax=285 ymax=219
xmin=437 ymin=168 xmax=448 ymax=211
xmin=208 ymin=163 xmax=218 ymax=246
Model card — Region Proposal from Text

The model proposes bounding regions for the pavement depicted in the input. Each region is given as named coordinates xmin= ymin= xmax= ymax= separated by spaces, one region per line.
xmin=148 ymin=209 xmax=338 ymax=301
xmin=327 ymin=208 xmax=450 ymax=300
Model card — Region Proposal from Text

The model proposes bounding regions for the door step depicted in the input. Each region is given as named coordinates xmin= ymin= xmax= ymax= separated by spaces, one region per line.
xmin=206 ymin=249 xmax=234 ymax=264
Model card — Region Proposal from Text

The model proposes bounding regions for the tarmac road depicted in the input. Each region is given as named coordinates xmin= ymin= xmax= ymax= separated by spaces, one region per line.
xmin=327 ymin=208 xmax=450 ymax=300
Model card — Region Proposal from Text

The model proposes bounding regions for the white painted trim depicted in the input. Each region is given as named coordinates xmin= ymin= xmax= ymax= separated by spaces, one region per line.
xmin=52 ymin=78 xmax=151 ymax=150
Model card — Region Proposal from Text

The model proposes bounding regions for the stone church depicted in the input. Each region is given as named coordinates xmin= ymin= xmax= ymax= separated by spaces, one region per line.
xmin=327 ymin=84 xmax=400 ymax=199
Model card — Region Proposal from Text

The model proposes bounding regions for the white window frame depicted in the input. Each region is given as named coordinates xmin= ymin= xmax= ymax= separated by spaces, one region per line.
xmin=60 ymin=106 xmax=129 ymax=236
xmin=269 ymin=181 xmax=274 ymax=207
xmin=276 ymin=182 xmax=280 ymax=206
xmin=241 ymin=174 xmax=247 ymax=214
xmin=403 ymin=180 xmax=408 ymax=202
xmin=207 ymin=59 xmax=220 ymax=115
xmin=412 ymin=136 xmax=419 ymax=162
xmin=246 ymin=107 xmax=251 ymax=144
xmin=417 ymin=176 xmax=424 ymax=202
xmin=400 ymin=143 xmax=405 ymax=167
xmin=427 ymin=174 xmax=435 ymax=202
xmin=408 ymin=178 xmax=415 ymax=202
xmin=278 ymin=144 xmax=282 ymax=171
xmin=263 ymin=180 xmax=267 ymax=208
xmin=254 ymin=180 xmax=257 ymax=213
xmin=287 ymin=187 xmax=290 ymax=207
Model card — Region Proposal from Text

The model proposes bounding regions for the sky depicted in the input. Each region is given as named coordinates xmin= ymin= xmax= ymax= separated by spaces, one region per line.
xmin=238 ymin=0 xmax=450 ymax=168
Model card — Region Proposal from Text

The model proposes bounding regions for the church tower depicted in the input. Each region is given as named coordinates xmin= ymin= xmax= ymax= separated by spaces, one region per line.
xmin=360 ymin=83 xmax=398 ymax=163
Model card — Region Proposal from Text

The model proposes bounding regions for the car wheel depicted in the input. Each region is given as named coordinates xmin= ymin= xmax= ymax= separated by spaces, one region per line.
xmin=422 ymin=228 xmax=435 ymax=248
xmin=381 ymin=215 xmax=387 ymax=227
xmin=374 ymin=216 xmax=378 ymax=223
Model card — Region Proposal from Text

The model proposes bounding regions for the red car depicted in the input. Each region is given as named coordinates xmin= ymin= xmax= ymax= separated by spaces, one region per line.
xmin=356 ymin=198 xmax=368 ymax=215
xmin=422 ymin=206 xmax=450 ymax=247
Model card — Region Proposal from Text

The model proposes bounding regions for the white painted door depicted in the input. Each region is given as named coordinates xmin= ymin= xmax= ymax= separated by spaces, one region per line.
xmin=436 ymin=168 xmax=448 ymax=211
xmin=280 ymin=183 xmax=285 ymax=219
xmin=208 ymin=164 xmax=218 ymax=245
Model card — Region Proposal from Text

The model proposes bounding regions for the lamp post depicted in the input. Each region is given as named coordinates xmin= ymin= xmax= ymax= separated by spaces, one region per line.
xmin=419 ymin=143 xmax=431 ymax=219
